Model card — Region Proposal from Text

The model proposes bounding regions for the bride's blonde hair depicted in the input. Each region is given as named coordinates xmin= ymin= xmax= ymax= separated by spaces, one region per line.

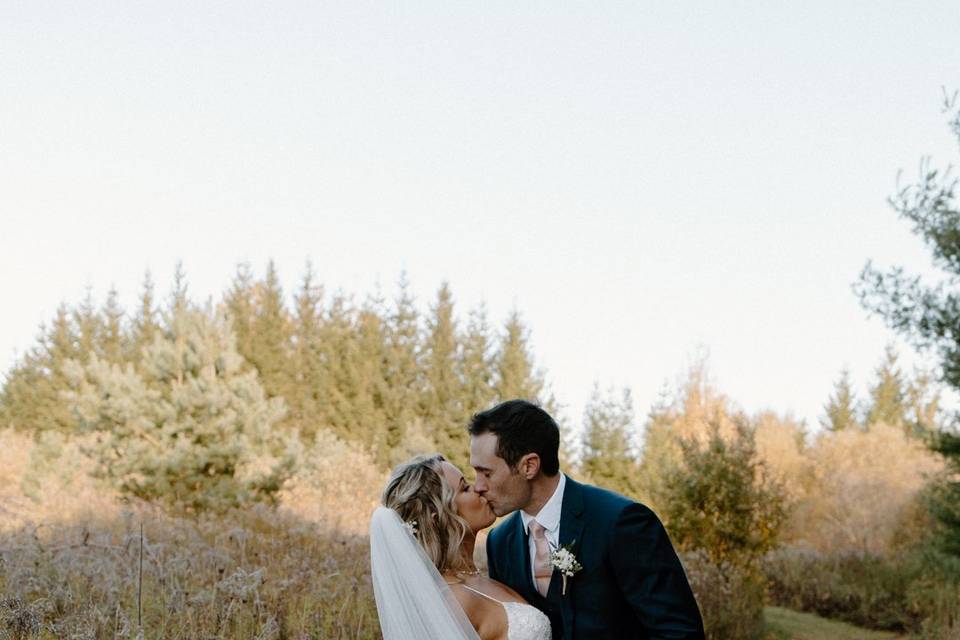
xmin=381 ymin=453 xmax=471 ymax=574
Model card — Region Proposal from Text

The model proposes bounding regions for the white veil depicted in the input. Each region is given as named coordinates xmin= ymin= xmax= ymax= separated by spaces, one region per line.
xmin=369 ymin=506 xmax=480 ymax=640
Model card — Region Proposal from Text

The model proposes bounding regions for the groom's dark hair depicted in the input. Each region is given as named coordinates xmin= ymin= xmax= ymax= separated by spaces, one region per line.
xmin=468 ymin=400 xmax=560 ymax=476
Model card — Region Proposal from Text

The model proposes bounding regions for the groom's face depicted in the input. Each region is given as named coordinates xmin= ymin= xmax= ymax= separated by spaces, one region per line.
xmin=470 ymin=432 xmax=532 ymax=517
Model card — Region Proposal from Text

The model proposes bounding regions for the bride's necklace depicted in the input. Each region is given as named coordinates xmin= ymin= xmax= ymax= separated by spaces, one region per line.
xmin=444 ymin=567 xmax=481 ymax=583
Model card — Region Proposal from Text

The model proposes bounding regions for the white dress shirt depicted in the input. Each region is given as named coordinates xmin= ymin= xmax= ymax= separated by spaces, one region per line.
xmin=519 ymin=472 xmax=566 ymax=588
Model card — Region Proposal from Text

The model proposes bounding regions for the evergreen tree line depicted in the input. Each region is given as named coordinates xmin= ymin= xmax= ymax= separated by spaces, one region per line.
xmin=0 ymin=261 xmax=552 ymax=472
xmin=575 ymin=346 xmax=943 ymax=502
xmin=1 ymin=257 xmax=944 ymax=503
xmin=819 ymin=344 xmax=941 ymax=436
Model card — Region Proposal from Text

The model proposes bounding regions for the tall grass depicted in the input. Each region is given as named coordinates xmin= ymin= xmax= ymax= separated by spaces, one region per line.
xmin=1 ymin=504 xmax=380 ymax=639
xmin=0 ymin=428 xmax=385 ymax=639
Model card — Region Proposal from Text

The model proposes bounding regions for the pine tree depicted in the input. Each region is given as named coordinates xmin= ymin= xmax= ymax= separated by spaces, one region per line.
xmin=856 ymin=96 xmax=960 ymax=557
xmin=132 ymin=271 xmax=159 ymax=362
xmin=100 ymin=286 xmax=127 ymax=363
xmin=248 ymin=260 xmax=293 ymax=403
xmin=0 ymin=304 xmax=82 ymax=433
xmin=581 ymin=384 xmax=640 ymax=498
xmin=865 ymin=345 xmax=906 ymax=428
xmin=358 ymin=296 xmax=391 ymax=458
xmin=383 ymin=272 xmax=424 ymax=461
xmin=224 ymin=262 xmax=257 ymax=367
xmin=73 ymin=286 xmax=101 ymax=360
xmin=494 ymin=310 xmax=545 ymax=403
xmin=905 ymin=368 xmax=941 ymax=437
xmin=422 ymin=283 xmax=467 ymax=468
xmin=289 ymin=262 xmax=325 ymax=441
xmin=459 ymin=303 xmax=496 ymax=420
xmin=821 ymin=368 xmax=859 ymax=432
xmin=63 ymin=305 xmax=294 ymax=511
xmin=318 ymin=292 xmax=387 ymax=451
xmin=928 ymin=432 xmax=960 ymax=556
xmin=169 ymin=261 xmax=189 ymax=315
xmin=316 ymin=292 xmax=356 ymax=442
xmin=635 ymin=393 xmax=679 ymax=512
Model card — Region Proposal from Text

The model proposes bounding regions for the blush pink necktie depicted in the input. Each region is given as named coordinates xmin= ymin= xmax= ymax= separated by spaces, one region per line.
xmin=529 ymin=520 xmax=552 ymax=597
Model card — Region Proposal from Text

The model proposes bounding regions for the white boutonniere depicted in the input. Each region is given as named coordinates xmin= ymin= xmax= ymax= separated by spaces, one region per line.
xmin=550 ymin=542 xmax=583 ymax=595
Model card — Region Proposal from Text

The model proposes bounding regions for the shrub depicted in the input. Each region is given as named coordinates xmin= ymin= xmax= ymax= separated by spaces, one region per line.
xmin=662 ymin=418 xmax=787 ymax=568
xmin=764 ymin=544 xmax=960 ymax=635
xmin=682 ymin=549 xmax=766 ymax=640
xmin=794 ymin=423 xmax=943 ymax=555
xmin=660 ymin=417 xmax=787 ymax=639
xmin=63 ymin=307 xmax=297 ymax=512
xmin=277 ymin=428 xmax=385 ymax=535
xmin=0 ymin=428 xmax=118 ymax=532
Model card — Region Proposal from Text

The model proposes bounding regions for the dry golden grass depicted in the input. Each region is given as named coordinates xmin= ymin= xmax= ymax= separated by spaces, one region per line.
xmin=0 ymin=429 xmax=385 ymax=639
xmin=2 ymin=422 xmax=946 ymax=639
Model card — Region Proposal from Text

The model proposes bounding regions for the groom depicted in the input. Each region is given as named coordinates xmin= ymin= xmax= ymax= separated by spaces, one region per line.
xmin=470 ymin=400 xmax=704 ymax=639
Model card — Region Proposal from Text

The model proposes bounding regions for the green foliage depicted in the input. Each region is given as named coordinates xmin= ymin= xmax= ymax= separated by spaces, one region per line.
xmin=354 ymin=300 xmax=392 ymax=463
xmin=99 ymin=286 xmax=127 ymax=364
xmin=460 ymin=304 xmax=497 ymax=423
xmin=422 ymin=283 xmax=468 ymax=468
xmin=382 ymin=272 xmax=423 ymax=463
xmin=764 ymin=545 xmax=960 ymax=635
xmin=636 ymin=360 xmax=743 ymax=515
xmin=494 ymin=310 xmax=545 ymax=403
xmin=661 ymin=418 xmax=787 ymax=568
xmin=641 ymin=362 xmax=785 ymax=640
xmin=927 ymin=431 xmax=960 ymax=558
xmin=132 ymin=271 xmax=160 ymax=364
xmin=581 ymin=384 xmax=640 ymax=498
xmin=821 ymin=368 xmax=859 ymax=432
xmin=865 ymin=345 xmax=907 ymax=429
xmin=288 ymin=262 xmax=326 ymax=441
xmin=856 ymin=95 xmax=960 ymax=559
xmin=1 ymin=263 xmax=565 ymax=478
xmin=905 ymin=368 xmax=942 ymax=438
xmin=63 ymin=306 xmax=296 ymax=511
xmin=0 ymin=305 xmax=82 ymax=433
xmin=73 ymin=287 xmax=101 ymax=361
xmin=224 ymin=261 xmax=257 ymax=364
xmin=248 ymin=260 xmax=294 ymax=403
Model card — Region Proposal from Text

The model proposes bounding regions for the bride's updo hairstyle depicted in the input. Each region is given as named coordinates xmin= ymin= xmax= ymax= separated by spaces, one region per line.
xmin=381 ymin=453 xmax=471 ymax=574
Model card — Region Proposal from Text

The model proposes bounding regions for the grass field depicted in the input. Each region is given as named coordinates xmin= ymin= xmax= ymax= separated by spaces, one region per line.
xmin=765 ymin=607 xmax=904 ymax=640
xmin=0 ymin=430 xmax=938 ymax=639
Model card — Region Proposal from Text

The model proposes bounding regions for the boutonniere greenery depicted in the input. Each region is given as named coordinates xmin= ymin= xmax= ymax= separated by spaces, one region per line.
xmin=549 ymin=541 xmax=583 ymax=595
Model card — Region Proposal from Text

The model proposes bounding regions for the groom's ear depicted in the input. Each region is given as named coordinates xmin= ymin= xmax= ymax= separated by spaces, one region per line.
xmin=518 ymin=453 xmax=541 ymax=480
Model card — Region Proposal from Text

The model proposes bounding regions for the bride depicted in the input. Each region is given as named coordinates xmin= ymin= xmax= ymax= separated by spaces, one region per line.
xmin=370 ymin=453 xmax=553 ymax=640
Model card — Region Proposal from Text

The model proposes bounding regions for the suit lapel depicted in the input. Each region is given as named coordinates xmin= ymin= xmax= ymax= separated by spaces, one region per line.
xmin=513 ymin=514 xmax=532 ymax=589
xmin=551 ymin=476 xmax=585 ymax=638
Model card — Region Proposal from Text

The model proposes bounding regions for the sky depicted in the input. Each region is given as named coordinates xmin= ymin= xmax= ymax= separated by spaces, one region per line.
xmin=2 ymin=2 xmax=960 ymax=437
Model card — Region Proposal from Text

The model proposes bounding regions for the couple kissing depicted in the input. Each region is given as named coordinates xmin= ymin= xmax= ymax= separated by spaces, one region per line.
xmin=370 ymin=399 xmax=704 ymax=640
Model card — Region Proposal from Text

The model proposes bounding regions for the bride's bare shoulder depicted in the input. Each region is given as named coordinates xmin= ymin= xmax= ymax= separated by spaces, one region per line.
xmin=477 ymin=576 xmax=528 ymax=605
xmin=448 ymin=580 xmax=508 ymax=640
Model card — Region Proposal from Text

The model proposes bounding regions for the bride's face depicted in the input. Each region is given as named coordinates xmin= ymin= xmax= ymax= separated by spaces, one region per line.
xmin=440 ymin=461 xmax=496 ymax=534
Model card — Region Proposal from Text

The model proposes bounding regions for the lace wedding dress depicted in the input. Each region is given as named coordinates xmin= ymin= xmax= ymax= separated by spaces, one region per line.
xmin=369 ymin=506 xmax=552 ymax=640
xmin=458 ymin=584 xmax=552 ymax=640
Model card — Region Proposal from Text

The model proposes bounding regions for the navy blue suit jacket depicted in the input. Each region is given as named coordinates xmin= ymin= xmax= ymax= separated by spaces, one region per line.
xmin=485 ymin=477 xmax=704 ymax=639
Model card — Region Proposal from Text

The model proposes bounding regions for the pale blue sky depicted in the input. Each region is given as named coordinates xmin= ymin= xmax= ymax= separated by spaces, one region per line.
xmin=2 ymin=2 xmax=959 ymax=435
